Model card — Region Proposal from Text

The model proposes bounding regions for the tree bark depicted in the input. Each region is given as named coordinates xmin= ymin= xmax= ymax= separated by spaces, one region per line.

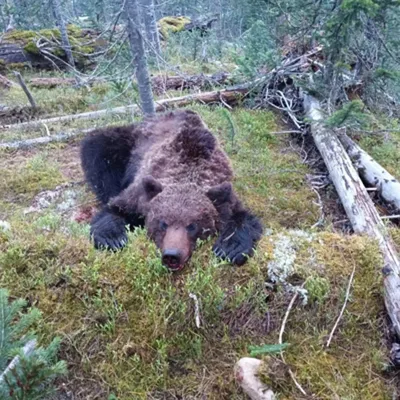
xmin=338 ymin=132 xmax=400 ymax=211
xmin=140 ymin=0 xmax=161 ymax=55
xmin=303 ymin=92 xmax=400 ymax=339
xmin=0 ymin=84 xmax=249 ymax=130
xmin=124 ymin=0 xmax=155 ymax=116
xmin=51 ymin=0 xmax=75 ymax=68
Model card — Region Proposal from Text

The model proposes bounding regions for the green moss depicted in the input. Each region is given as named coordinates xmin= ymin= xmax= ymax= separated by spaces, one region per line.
xmin=158 ymin=16 xmax=191 ymax=39
xmin=0 ymin=217 xmax=394 ymax=399
xmin=304 ymin=276 xmax=330 ymax=304
xmin=4 ymin=28 xmax=61 ymax=44
xmin=23 ymin=41 xmax=40 ymax=54
xmin=4 ymin=26 xmax=97 ymax=68
xmin=0 ymin=153 xmax=65 ymax=202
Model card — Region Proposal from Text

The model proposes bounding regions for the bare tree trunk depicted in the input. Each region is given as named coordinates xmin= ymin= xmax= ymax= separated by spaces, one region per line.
xmin=51 ymin=0 xmax=75 ymax=68
xmin=124 ymin=0 xmax=155 ymax=116
xmin=4 ymin=0 xmax=15 ymax=31
xmin=140 ymin=0 xmax=161 ymax=55
xmin=303 ymin=92 xmax=400 ymax=339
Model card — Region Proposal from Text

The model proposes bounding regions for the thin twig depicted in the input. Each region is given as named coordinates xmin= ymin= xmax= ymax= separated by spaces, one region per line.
xmin=381 ymin=215 xmax=400 ymax=220
xmin=270 ymin=130 xmax=303 ymax=134
xmin=42 ymin=123 xmax=50 ymax=136
xmin=279 ymin=287 xmax=308 ymax=396
xmin=279 ymin=290 xmax=299 ymax=345
xmin=189 ymin=293 xmax=201 ymax=328
xmin=326 ymin=264 xmax=356 ymax=348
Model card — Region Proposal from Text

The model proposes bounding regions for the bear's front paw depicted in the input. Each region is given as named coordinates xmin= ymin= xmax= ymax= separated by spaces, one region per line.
xmin=90 ymin=210 xmax=128 ymax=251
xmin=213 ymin=228 xmax=254 ymax=266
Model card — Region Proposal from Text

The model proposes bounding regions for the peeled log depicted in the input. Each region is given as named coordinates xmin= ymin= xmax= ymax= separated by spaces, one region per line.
xmin=303 ymin=93 xmax=400 ymax=339
xmin=234 ymin=358 xmax=275 ymax=400
xmin=339 ymin=132 xmax=400 ymax=211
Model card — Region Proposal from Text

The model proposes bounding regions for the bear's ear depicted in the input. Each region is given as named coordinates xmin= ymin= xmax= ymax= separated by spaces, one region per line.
xmin=143 ymin=176 xmax=163 ymax=200
xmin=206 ymin=182 xmax=232 ymax=206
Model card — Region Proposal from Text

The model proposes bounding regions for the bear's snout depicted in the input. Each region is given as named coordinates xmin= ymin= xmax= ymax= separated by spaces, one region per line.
xmin=161 ymin=226 xmax=191 ymax=271
xmin=162 ymin=249 xmax=183 ymax=271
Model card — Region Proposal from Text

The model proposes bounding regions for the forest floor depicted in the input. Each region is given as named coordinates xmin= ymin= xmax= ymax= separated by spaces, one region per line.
xmin=1 ymin=68 xmax=400 ymax=399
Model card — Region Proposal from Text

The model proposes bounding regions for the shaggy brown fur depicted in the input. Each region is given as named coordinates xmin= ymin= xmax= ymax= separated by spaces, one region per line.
xmin=81 ymin=109 xmax=262 ymax=271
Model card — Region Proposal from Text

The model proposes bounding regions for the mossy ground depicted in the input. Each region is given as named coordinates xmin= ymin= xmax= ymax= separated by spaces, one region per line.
xmin=0 ymin=103 xmax=398 ymax=399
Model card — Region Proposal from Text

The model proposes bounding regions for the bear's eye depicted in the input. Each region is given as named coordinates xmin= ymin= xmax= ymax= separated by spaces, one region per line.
xmin=186 ymin=223 xmax=198 ymax=234
xmin=160 ymin=221 xmax=168 ymax=231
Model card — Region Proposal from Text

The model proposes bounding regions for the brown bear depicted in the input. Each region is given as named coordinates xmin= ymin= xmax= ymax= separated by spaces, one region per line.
xmin=80 ymin=109 xmax=262 ymax=271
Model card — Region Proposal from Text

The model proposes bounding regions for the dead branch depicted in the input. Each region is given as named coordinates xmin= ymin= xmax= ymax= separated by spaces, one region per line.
xmin=279 ymin=288 xmax=308 ymax=397
xmin=326 ymin=264 xmax=356 ymax=347
xmin=13 ymin=71 xmax=37 ymax=108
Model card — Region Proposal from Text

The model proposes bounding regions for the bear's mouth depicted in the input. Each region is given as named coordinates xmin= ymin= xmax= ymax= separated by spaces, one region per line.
xmin=165 ymin=256 xmax=190 ymax=272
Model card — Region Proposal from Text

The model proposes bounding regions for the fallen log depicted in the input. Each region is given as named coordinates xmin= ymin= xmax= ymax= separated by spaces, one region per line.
xmin=0 ymin=129 xmax=90 ymax=150
xmin=0 ymin=74 xmax=17 ymax=89
xmin=303 ymin=92 xmax=400 ymax=339
xmin=0 ymin=105 xmax=43 ymax=125
xmin=28 ymin=77 xmax=78 ymax=88
xmin=151 ymin=72 xmax=230 ymax=94
xmin=27 ymin=72 xmax=230 ymax=93
xmin=338 ymin=131 xmax=400 ymax=211
xmin=0 ymin=84 xmax=250 ymax=130
xmin=0 ymin=26 xmax=104 ymax=71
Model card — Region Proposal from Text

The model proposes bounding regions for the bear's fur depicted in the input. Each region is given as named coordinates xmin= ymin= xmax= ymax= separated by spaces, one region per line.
xmin=80 ymin=109 xmax=263 ymax=271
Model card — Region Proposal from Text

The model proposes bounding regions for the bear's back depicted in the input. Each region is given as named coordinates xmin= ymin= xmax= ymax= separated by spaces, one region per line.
xmin=135 ymin=110 xmax=233 ymax=189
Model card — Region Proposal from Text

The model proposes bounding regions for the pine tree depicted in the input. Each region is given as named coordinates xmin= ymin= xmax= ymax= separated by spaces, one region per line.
xmin=0 ymin=289 xmax=66 ymax=400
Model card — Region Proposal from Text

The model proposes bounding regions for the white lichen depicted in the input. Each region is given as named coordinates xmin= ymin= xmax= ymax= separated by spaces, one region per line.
xmin=267 ymin=230 xmax=315 ymax=304
xmin=0 ymin=220 xmax=11 ymax=231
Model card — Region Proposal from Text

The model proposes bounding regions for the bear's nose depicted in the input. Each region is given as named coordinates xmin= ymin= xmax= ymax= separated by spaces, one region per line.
xmin=162 ymin=249 xmax=183 ymax=271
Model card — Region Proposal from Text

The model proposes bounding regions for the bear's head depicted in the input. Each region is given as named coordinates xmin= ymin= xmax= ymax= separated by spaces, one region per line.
xmin=113 ymin=176 xmax=233 ymax=271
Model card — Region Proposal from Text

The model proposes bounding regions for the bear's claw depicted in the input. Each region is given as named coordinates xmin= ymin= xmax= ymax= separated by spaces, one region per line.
xmin=213 ymin=231 xmax=254 ymax=266
xmin=90 ymin=208 xmax=128 ymax=251
xmin=92 ymin=231 xmax=128 ymax=251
